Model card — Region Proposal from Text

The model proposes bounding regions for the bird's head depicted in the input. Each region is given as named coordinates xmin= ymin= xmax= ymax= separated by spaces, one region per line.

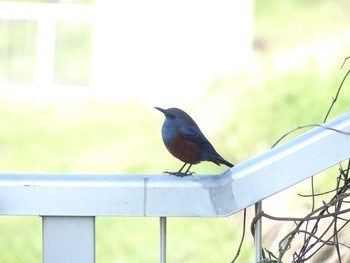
xmin=155 ymin=107 xmax=198 ymax=127
xmin=154 ymin=107 xmax=176 ymax=119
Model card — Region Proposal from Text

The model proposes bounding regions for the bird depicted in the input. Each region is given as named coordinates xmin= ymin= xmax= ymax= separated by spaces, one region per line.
xmin=155 ymin=107 xmax=234 ymax=176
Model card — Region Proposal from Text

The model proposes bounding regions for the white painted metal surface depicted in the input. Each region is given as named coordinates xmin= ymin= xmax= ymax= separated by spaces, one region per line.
xmin=160 ymin=217 xmax=167 ymax=263
xmin=255 ymin=201 xmax=262 ymax=262
xmin=0 ymin=113 xmax=350 ymax=217
xmin=43 ymin=217 xmax=95 ymax=263
xmin=0 ymin=112 xmax=350 ymax=263
xmin=0 ymin=112 xmax=350 ymax=217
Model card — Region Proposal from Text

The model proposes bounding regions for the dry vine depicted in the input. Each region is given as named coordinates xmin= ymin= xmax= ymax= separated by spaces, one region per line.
xmin=232 ymin=58 xmax=350 ymax=263
xmin=253 ymin=58 xmax=350 ymax=263
xmin=254 ymin=162 xmax=350 ymax=262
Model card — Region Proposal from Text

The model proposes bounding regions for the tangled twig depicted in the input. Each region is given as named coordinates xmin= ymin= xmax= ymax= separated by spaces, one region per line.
xmin=247 ymin=58 xmax=350 ymax=263
xmin=249 ymin=162 xmax=350 ymax=262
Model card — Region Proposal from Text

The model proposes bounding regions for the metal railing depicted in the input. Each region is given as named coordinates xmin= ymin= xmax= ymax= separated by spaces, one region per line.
xmin=1 ymin=112 xmax=350 ymax=262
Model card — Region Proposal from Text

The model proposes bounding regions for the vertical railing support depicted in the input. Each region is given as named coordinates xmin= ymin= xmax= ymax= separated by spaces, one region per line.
xmin=42 ymin=216 xmax=95 ymax=263
xmin=255 ymin=201 xmax=262 ymax=263
xmin=160 ymin=217 xmax=167 ymax=263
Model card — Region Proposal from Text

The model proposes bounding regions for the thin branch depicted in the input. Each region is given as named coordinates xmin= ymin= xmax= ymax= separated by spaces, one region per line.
xmin=323 ymin=65 xmax=350 ymax=122
xmin=252 ymin=194 xmax=350 ymax=227
xmin=298 ymin=187 xmax=338 ymax=198
xmin=271 ymin=124 xmax=350 ymax=148
xmin=251 ymin=57 xmax=350 ymax=263
xmin=231 ymin=209 xmax=247 ymax=263
xmin=340 ymin=56 xmax=350 ymax=69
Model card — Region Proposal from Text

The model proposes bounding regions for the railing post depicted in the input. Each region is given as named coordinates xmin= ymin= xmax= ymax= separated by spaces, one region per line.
xmin=255 ymin=201 xmax=262 ymax=263
xmin=160 ymin=217 xmax=167 ymax=263
xmin=42 ymin=216 xmax=95 ymax=263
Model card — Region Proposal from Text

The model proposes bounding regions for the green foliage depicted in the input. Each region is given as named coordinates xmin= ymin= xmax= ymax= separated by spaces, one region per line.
xmin=1 ymin=0 xmax=350 ymax=262
xmin=0 ymin=66 xmax=349 ymax=262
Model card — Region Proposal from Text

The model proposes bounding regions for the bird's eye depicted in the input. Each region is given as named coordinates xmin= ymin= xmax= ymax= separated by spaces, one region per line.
xmin=168 ymin=113 xmax=176 ymax=119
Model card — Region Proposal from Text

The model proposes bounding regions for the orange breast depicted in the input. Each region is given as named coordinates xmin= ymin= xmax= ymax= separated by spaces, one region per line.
xmin=164 ymin=130 xmax=201 ymax=164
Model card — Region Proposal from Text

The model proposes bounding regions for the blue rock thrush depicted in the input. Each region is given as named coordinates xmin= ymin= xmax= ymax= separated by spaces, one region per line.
xmin=155 ymin=107 xmax=234 ymax=176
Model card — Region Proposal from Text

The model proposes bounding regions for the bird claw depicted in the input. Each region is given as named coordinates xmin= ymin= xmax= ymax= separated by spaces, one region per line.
xmin=163 ymin=171 xmax=195 ymax=177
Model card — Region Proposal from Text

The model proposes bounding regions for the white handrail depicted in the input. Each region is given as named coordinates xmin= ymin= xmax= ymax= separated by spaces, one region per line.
xmin=1 ymin=112 xmax=350 ymax=263
xmin=1 ymin=111 xmax=350 ymax=217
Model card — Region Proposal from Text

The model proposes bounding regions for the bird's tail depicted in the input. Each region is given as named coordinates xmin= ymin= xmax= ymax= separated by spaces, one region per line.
xmin=209 ymin=156 xmax=234 ymax=168
xmin=219 ymin=157 xmax=234 ymax=168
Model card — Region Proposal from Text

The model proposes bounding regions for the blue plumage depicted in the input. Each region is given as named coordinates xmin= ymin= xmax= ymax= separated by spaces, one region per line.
xmin=155 ymin=107 xmax=234 ymax=176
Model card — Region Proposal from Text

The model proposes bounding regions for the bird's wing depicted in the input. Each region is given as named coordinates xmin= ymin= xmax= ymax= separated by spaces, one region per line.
xmin=179 ymin=126 xmax=218 ymax=155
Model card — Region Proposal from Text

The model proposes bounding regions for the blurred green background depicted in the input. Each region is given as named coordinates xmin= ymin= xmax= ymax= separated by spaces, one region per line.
xmin=1 ymin=0 xmax=350 ymax=262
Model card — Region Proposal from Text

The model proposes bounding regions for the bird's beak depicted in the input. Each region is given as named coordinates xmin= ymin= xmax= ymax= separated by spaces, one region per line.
xmin=155 ymin=107 xmax=175 ymax=119
xmin=154 ymin=107 xmax=167 ymax=114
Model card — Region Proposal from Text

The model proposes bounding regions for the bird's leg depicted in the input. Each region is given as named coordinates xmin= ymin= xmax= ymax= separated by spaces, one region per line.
xmin=177 ymin=163 xmax=195 ymax=177
xmin=184 ymin=164 xmax=193 ymax=174
xmin=164 ymin=163 xmax=194 ymax=177
xmin=163 ymin=163 xmax=187 ymax=176
xmin=178 ymin=163 xmax=188 ymax=173
xmin=175 ymin=164 xmax=195 ymax=177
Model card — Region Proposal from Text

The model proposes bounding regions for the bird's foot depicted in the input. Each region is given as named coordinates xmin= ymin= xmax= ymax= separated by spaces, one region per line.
xmin=163 ymin=171 xmax=195 ymax=177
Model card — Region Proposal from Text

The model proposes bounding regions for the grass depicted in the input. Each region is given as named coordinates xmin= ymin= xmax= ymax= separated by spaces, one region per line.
xmin=0 ymin=217 xmax=41 ymax=262
xmin=1 ymin=0 xmax=350 ymax=262
xmin=0 ymin=65 xmax=348 ymax=262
